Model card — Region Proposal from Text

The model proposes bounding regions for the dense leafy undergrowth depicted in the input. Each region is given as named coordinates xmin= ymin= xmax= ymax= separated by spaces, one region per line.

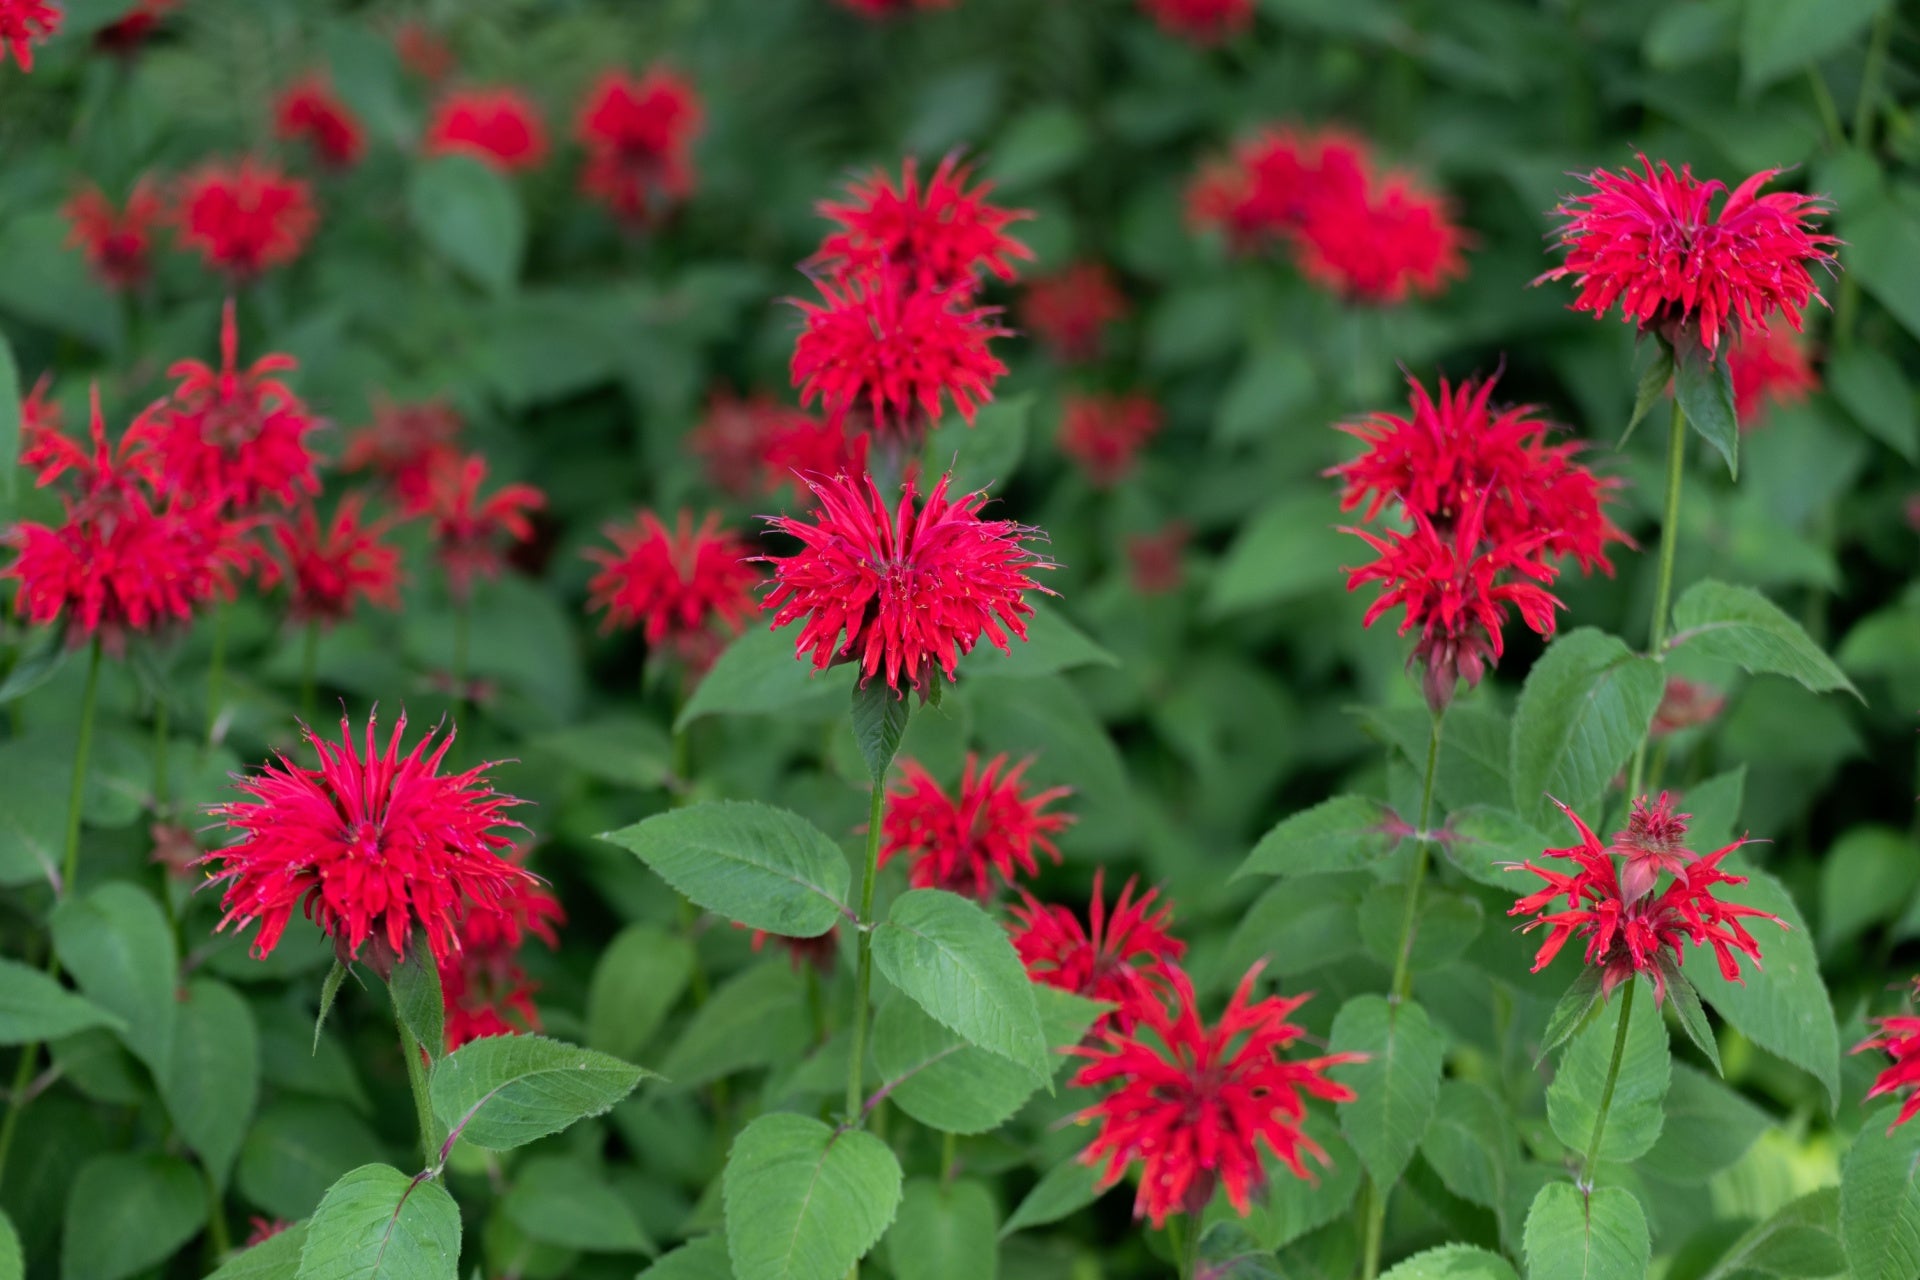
xmin=2 ymin=2 xmax=1920 ymax=1280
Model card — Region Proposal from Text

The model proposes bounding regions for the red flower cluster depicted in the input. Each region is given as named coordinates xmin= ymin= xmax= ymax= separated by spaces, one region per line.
xmin=1856 ymin=981 xmax=1920 ymax=1133
xmin=759 ymin=471 xmax=1055 ymax=695
xmin=173 ymin=159 xmax=318 ymax=278
xmin=1021 ymin=262 xmax=1128 ymax=364
xmin=262 ymin=494 xmax=403 ymax=628
xmin=1538 ymin=155 xmax=1837 ymax=357
xmin=1011 ymin=870 xmax=1183 ymax=1030
xmin=342 ymin=396 xmax=464 ymax=514
xmin=275 ymin=75 xmax=366 ymax=168
xmin=1508 ymin=796 xmax=1785 ymax=1000
xmin=205 ymin=713 xmax=531 ymax=966
xmin=392 ymin=20 xmax=454 ymax=83
xmin=585 ymin=510 xmax=760 ymax=665
xmin=0 ymin=0 xmax=58 ymax=71
xmin=577 ymin=68 xmax=702 ymax=224
xmin=425 ymin=89 xmax=549 ymax=172
xmin=1072 ymin=963 xmax=1361 ymax=1227
xmin=814 ymin=155 xmax=1030 ymax=289
xmin=1059 ymin=393 xmax=1163 ymax=488
xmin=1335 ymin=373 xmax=1627 ymax=710
xmin=95 ymin=0 xmax=172 ymax=54
xmin=1728 ymin=328 xmax=1818 ymax=427
xmin=439 ymin=864 xmax=564 ymax=1051
xmin=880 ymin=754 xmax=1072 ymax=900
xmin=423 ymin=453 xmax=545 ymax=601
xmin=1138 ymin=0 xmax=1253 ymax=45
xmin=62 ymin=181 xmax=164 ymax=290
xmin=689 ymin=391 xmax=868 ymax=503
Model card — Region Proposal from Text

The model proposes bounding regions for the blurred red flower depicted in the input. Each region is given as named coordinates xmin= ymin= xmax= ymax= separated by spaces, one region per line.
xmin=392 ymin=20 xmax=454 ymax=82
xmin=1011 ymin=869 xmax=1184 ymax=1031
xmin=62 ymin=180 xmax=164 ymax=290
xmin=1650 ymin=676 xmax=1724 ymax=737
xmin=205 ymin=712 xmax=530 ymax=966
xmin=425 ymin=88 xmax=549 ymax=172
xmin=1021 ymin=262 xmax=1128 ymax=364
xmin=1188 ymin=126 xmax=1373 ymax=252
xmin=759 ymin=412 xmax=870 ymax=504
xmin=95 ymin=0 xmax=174 ymax=54
xmin=19 ymin=372 xmax=60 ymax=439
xmin=1727 ymin=327 xmax=1818 ymax=427
xmin=1857 ymin=983 xmax=1920 ymax=1132
xmin=262 ymin=494 xmax=403 ymax=628
xmin=342 ymin=396 xmax=464 ymax=515
xmin=1126 ymin=522 xmax=1189 ymax=596
xmin=1059 ymin=392 xmax=1163 ymax=488
xmin=749 ymin=927 xmax=839 ymax=975
xmin=0 ymin=0 xmax=59 ymax=71
xmin=243 ymin=1218 xmax=290 ymax=1247
xmin=1071 ymin=963 xmax=1361 ymax=1228
xmin=439 ymin=861 xmax=563 ymax=1052
xmin=1539 ymin=154 xmax=1837 ymax=357
xmin=173 ymin=159 xmax=318 ymax=278
xmin=881 ymin=754 xmax=1072 ymax=900
xmin=813 ymin=155 xmax=1031 ymax=289
xmin=1138 ymin=0 xmax=1253 ymax=44
xmin=423 ymin=453 xmax=544 ymax=601
xmin=275 ymin=74 xmax=366 ymax=168
xmin=1295 ymin=171 xmax=1468 ymax=304
xmin=760 ymin=471 xmax=1054 ymax=695
xmin=577 ymin=67 xmax=702 ymax=223
xmin=585 ymin=510 xmax=761 ymax=663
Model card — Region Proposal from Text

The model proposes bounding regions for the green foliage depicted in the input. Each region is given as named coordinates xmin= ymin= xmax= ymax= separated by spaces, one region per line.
xmin=999 ymin=1159 xmax=1102 ymax=1239
xmin=1841 ymin=1116 xmax=1920 ymax=1280
xmin=502 ymin=1156 xmax=655 ymax=1255
xmin=60 ymin=1154 xmax=203 ymax=1280
xmin=1378 ymin=1245 xmax=1518 ymax=1280
xmin=1508 ymin=630 xmax=1663 ymax=825
xmin=1523 ymin=1184 xmax=1651 ymax=1280
xmin=1668 ymin=580 xmax=1859 ymax=697
xmin=1328 ymin=996 xmax=1443 ymax=1189
xmin=296 ymin=1164 xmax=461 ymax=1280
xmin=1674 ymin=346 xmax=1740 ymax=477
xmin=871 ymin=889 xmax=1049 ymax=1077
xmin=407 ymin=156 xmax=526 ymax=298
xmin=206 ymin=1223 xmax=310 ymax=1280
xmin=1235 ymin=795 xmax=1394 ymax=879
xmin=722 ymin=1113 xmax=903 ymax=1280
xmin=851 ymin=681 xmax=910 ymax=782
xmin=429 ymin=1035 xmax=648 ymax=1151
xmin=1546 ymin=981 xmax=1671 ymax=1163
xmin=585 ymin=924 xmax=695 ymax=1062
xmin=159 ymin=978 xmax=260 ymax=1187
xmin=0 ymin=958 xmax=122 ymax=1043
xmin=884 ymin=1179 xmax=998 ymax=1280
xmin=49 ymin=883 xmax=177 ymax=1074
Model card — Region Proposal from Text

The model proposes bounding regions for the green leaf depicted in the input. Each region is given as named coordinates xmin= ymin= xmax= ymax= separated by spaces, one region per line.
xmin=502 ymin=1155 xmax=654 ymax=1254
xmin=1421 ymin=1081 xmax=1520 ymax=1215
xmin=0 ymin=957 xmax=124 ymax=1043
xmin=50 ymin=883 xmax=178 ymax=1073
xmin=872 ymin=889 xmax=1048 ymax=1077
xmin=1818 ymin=826 xmax=1920 ymax=949
xmin=407 ymin=154 xmax=525 ymax=296
xmin=1841 ymin=1111 xmax=1920 ymax=1280
xmin=1359 ymin=705 xmax=1510 ymax=811
xmin=295 ymin=1164 xmax=460 ymax=1280
xmin=676 ymin=626 xmax=852 ymax=730
xmin=1827 ymin=346 xmax=1918 ymax=460
xmin=315 ymin=960 xmax=351 ymax=1054
xmin=1214 ymin=338 xmax=1314 ymax=445
xmin=885 ymin=1179 xmax=997 ymax=1280
xmin=851 ymin=682 xmax=910 ymax=782
xmin=1740 ymin=0 xmax=1888 ymax=92
xmin=1620 ymin=341 xmax=1674 ymax=446
xmin=1537 ymin=967 xmax=1607 ymax=1066
xmin=1678 ymin=853 xmax=1839 ymax=1110
xmin=639 ymin=1236 xmax=733 ymax=1280
xmin=601 ymin=801 xmax=850 ymax=937
xmin=870 ymin=985 xmax=1094 ymax=1134
xmin=206 ymin=1222 xmax=310 ymax=1280
xmin=0 ymin=333 xmax=19 ymax=507
xmin=586 ymin=924 xmax=695 ymax=1062
xmin=1228 ymin=1114 xmax=1362 ymax=1251
xmin=966 ymin=675 xmax=1132 ymax=852
xmin=0 ymin=1209 xmax=18 ymax=1280
xmin=1357 ymin=886 xmax=1482 ymax=974
xmin=954 ymin=603 xmax=1117 ymax=682
xmin=1508 ymin=628 xmax=1663 ymax=825
xmin=387 ymin=946 xmax=445 ymax=1065
xmin=999 ymin=1157 xmax=1101 ymax=1239
xmin=986 ymin=107 xmax=1089 ymax=192
xmin=722 ymin=1113 xmax=903 ymax=1280
xmin=60 ymin=1154 xmax=203 ymax=1280
xmin=1674 ymin=344 xmax=1739 ymax=478
xmin=1546 ymin=979 xmax=1670 ymax=1163
xmin=238 ymin=1099 xmax=387 ymax=1222
xmin=1235 ymin=795 xmax=1393 ymax=880
xmin=430 ymin=1035 xmax=649 ymax=1151
xmin=1523 ymin=1183 xmax=1650 ymax=1280
xmin=923 ymin=390 xmax=1029 ymax=494
xmin=1206 ymin=491 xmax=1353 ymax=619
xmin=0 ymin=210 xmax=123 ymax=350
xmin=531 ymin=715 xmax=672 ymax=789
xmin=1642 ymin=1063 xmax=1772 ymax=1183
xmin=1379 ymin=1245 xmax=1518 ymax=1280
xmin=1222 ymin=874 xmax=1365 ymax=978
xmin=159 ymin=978 xmax=260 ymax=1187
xmin=1659 ymin=960 xmax=1724 ymax=1076
xmin=658 ymin=961 xmax=812 ymax=1091
xmin=1445 ymin=806 xmax=1558 ymax=892
xmin=1849 ymin=195 xmax=1920 ymax=345
xmin=0 ymin=731 xmax=71 ymax=886
xmin=1700 ymin=1188 xmax=1843 ymax=1280
xmin=1328 ymin=996 xmax=1443 ymax=1188
xmin=1669 ymin=580 xmax=1859 ymax=698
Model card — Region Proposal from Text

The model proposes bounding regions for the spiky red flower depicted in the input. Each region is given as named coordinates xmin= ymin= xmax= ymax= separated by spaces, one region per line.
xmin=1295 ymin=172 xmax=1468 ymax=303
xmin=128 ymin=300 xmax=320 ymax=511
xmin=1127 ymin=522 xmax=1189 ymax=596
xmin=791 ymin=271 xmax=1010 ymax=441
xmin=1011 ymin=869 xmax=1184 ymax=1030
xmin=1856 ymin=981 xmax=1920 ymax=1132
xmin=263 ymin=495 xmax=403 ymax=628
xmin=760 ymin=471 xmax=1055 ymax=694
xmin=392 ymin=20 xmax=453 ymax=82
xmin=424 ymin=88 xmax=548 ymax=172
xmin=205 ymin=712 xmax=530 ymax=965
xmin=688 ymin=392 xmax=867 ymax=503
xmin=880 ymin=754 xmax=1072 ymax=899
xmin=439 ymin=862 xmax=563 ymax=1051
xmin=174 ymin=159 xmax=317 ymax=279
xmin=1608 ymin=792 xmax=1695 ymax=903
xmin=1138 ymin=0 xmax=1253 ymax=44
xmin=424 ymin=453 xmax=544 ymax=601
xmin=576 ymin=67 xmax=701 ymax=223
xmin=0 ymin=0 xmax=58 ymax=71
xmin=1728 ymin=328 xmax=1818 ymax=426
xmin=342 ymin=396 xmax=464 ymax=515
xmin=95 ymin=0 xmax=174 ymax=54
xmin=275 ymin=75 xmax=366 ymax=168
xmin=1508 ymin=797 xmax=1785 ymax=1000
xmin=1021 ymin=262 xmax=1127 ymax=364
xmin=1650 ymin=677 xmax=1725 ymax=738
xmin=19 ymin=372 xmax=60 ymax=441
xmin=814 ymin=155 xmax=1031 ymax=289
xmin=1071 ymin=963 xmax=1361 ymax=1228
xmin=63 ymin=180 xmax=164 ymax=290
xmin=1059 ymin=393 xmax=1163 ymax=488
xmin=1187 ymin=126 xmax=1373 ymax=252
xmin=1538 ymin=155 xmax=1838 ymax=357
xmin=585 ymin=510 xmax=760 ymax=663
xmin=832 ymin=0 xmax=957 ymax=15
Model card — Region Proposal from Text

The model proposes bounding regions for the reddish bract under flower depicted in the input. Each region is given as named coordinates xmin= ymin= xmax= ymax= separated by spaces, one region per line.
xmin=343 ymin=396 xmax=464 ymax=514
xmin=1538 ymin=155 xmax=1838 ymax=356
xmin=1021 ymin=262 xmax=1128 ymax=364
xmin=204 ymin=712 xmax=531 ymax=965
xmin=1508 ymin=797 xmax=1785 ymax=1000
xmin=1138 ymin=0 xmax=1253 ymax=45
xmin=63 ymin=180 xmax=163 ymax=290
xmin=585 ymin=510 xmax=760 ymax=664
xmin=1011 ymin=869 xmax=1184 ymax=1031
xmin=1294 ymin=172 xmax=1468 ymax=304
xmin=880 ymin=754 xmax=1072 ymax=900
xmin=425 ymin=88 xmax=549 ymax=172
xmin=424 ymin=453 xmax=544 ymax=601
xmin=263 ymin=494 xmax=403 ymax=628
xmin=0 ymin=0 xmax=58 ymax=71
xmin=1651 ymin=676 xmax=1725 ymax=737
xmin=95 ymin=0 xmax=174 ymax=54
xmin=1059 ymin=392 xmax=1163 ymax=488
xmin=275 ymin=75 xmax=366 ymax=168
xmin=577 ymin=68 xmax=702 ymax=223
xmin=1609 ymin=792 xmax=1695 ymax=903
xmin=439 ymin=862 xmax=563 ymax=1052
xmin=1187 ymin=126 xmax=1373 ymax=252
xmin=1071 ymin=963 xmax=1360 ymax=1228
xmin=813 ymin=155 xmax=1031 ymax=289
xmin=1728 ymin=327 xmax=1818 ymax=426
xmin=174 ymin=159 xmax=318 ymax=278
xmin=749 ymin=926 xmax=839 ymax=975
xmin=790 ymin=271 xmax=1011 ymax=441
xmin=760 ymin=471 xmax=1055 ymax=694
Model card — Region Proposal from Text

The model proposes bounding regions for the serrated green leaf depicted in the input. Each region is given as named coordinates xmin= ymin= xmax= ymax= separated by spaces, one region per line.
xmin=638 ymin=1235 xmax=733 ymax=1280
xmin=872 ymin=889 xmax=1048 ymax=1077
xmin=387 ymin=946 xmax=444 ymax=1065
xmin=923 ymin=390 xmax=1030 ymax=495
xmin=999 ymin=1158 xmax=1102 ymax=1239
xmin=1702 ymin=1187 xmax=1842 ymax=1280
xmin=1359 ymin=705 xmax=1510 ymax=811
xmin=0 ymin=957 xmax=123 ymax=1043
xmin=1509 ymin=629 xmax=1663 ymax=825
xmin=722 ymin=1113 xmax=902 ymax=1280
xmin=851 ymin=682 xmax=910 ymax=782
xmin=586 ymin=924 xmax=694 ymax=1063
xmin=430 ymin=1035 xmax=649 ymax=1151
xmin=1841 ymin=1112 xmax=1920 ymax=1280
xmin=60 ymin=1154 xmax=203 ymax=1280
xmin=407 ymin=154 xmax=524 ymax=297
xmin=657 ymin=961 xmax=812 ymax=1092
xmin=1379 ymin=1244 xmax=1519 ymax=1280
xmin=1669 ymin=580 xmax=1859 ymax=698
xmin=601 ymin=801 xmax=850 ymax=937
xmin=885 ymin=1179 xmax=996 ymax=1280
xmin=295 ymin=1164 xmax=460 ymax=1280
xmin=1659 ymin=960 xmax=1724 ymax=1075
xmin=1537 ymin=967 xmax=1607 ymax=1066
xmin=1222 ymin=874 xmax=1366 ymax=978
xmin=1328 ymin=996 xmax=1443 ymax=1188
xmin=1235 ymin=795 xmax=1393 ymax=880
xmin=159 ymin=978 xmax=259 ymax=1187
xmin=1357 ymin=886 xmax=1482 ymax=974
xmin=50 ymin=883 xmax=178 ymax=1074
xmin=1620 ymin=343 xmax=1674 ymax=446
xmin=502 ymin=1155 xmax=654 ymax=1255
xmin=1421 ymin=1081 xmax=1520 ymax=1213
xmin=1643 ymin=1063 xmax=1772 ymax=1184
xmin=1675 ymin=346 xmax=1738 ymax=477
xmin=677 ymin=626 xmax=852 ymax=730
xmin=205 ymin=1221 xmax=309 ymax=1280
xmin=1547 ymin=979 xmax=1670 ymax=1163
xmin=1523 ymin=1183 xmax=1649 ymax=1280
xmin=238 ymin=1099 xmax=387 ymax=1222
xmin=870 ymin=984 xmax=1094 ymax=1134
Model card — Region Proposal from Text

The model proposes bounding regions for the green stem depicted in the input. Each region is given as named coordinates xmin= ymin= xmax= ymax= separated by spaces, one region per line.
xmin=1806 ymin=68 xmax=1845 ymax=148
xmin=1581 ymin=977 xmax=1639 ymax=1180
xmin=205 ymin=605 xmax=227 ymax=751
xmin=1173 ymin=1211 xmax=1201 ymax=1280
xmin=940 ymin=1130 xmax=957 ymax=1189
xmin=0 ymin=1043 xmax=38 ymax=1187
xmin=450 ymin=599 xmax=471 ymax=734
xmin=396 ymin=1018 xmax=438 ymax=1168
xmin=1628 ymin=402 xmax=1687 ymax=801
xmin=1854 ymin=5 xmax=1892 ymax=146
xmin=1361 ymin=1175 xmax=1386 ymax=1279
xmin=203 ymin=1165 xmax=231 ymax=1260
xmin=299 ymin=622 xmax=319 ymax=723
xmin=844 ymin=780 xmax=885 ymax=1122
xmin=61 ymin=638 xmax=104 ymax=896
xmin=152 ymin=688 xmax=170 ymax=823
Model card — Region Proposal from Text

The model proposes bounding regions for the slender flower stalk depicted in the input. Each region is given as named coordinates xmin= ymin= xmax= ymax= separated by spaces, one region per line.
xmin=1581 ymin=976 xmax=1639 ymax=1183
xmin=1627 ymin=401 xmax=1687 ymax=800
xmin=845 ymin=779 xmax=886 ymax=1122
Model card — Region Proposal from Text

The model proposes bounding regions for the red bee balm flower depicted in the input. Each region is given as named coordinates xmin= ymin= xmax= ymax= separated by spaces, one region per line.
xmin=95 ymin=0 xmax=173 ymax=54
xmin=760 ymin=471 xmax=1055 ymax=694
xmin=688 ymin=391 xmax=868 ymax=503
xmin=1138 ymin=0 xmax=1253 ymax=44
xmin=1295 ymin=172 xmax=1468 ymax=304
xmin=791 ymin=271 xmax=1011 ymax=441
xmin=0 ymin=0 xmax=59 ymax=71
xmin=1187 ymin=126 xmax=1373 ymax=252
xmin=1608 ymin=791 xmax=1696 ymax=903
xmin=577 ymin=68 xmax=702 ymax=223
xmin=275 ymin=75 xmax=366 ymax=168
xmin=439 ymin=863 xmax=563 ymax=1052
xmin=813 ymin=155 xmax=1031 ymax=288
xmin=205 ymin=712 xmax=531 ymax=965
xmin=392 ymin=20 xmax=453 ymax=82
xmin=1508 ymin=797 xmax=1785 ymax=1000
xmin=425 ymin=89 xmax=549 ymax=172
xmin=174 ymin=160 xmax=317 ymax=279
xmin=63 ymin=180 xmax=164 ymax=290
xmin=263 ymin=495 xmax=403 ymax=628
xmin=880 ymin=754 xmax=1072 ymax=900
xmin=1059 ymin=393 xmax=1163 ymax=488
xmin=1857 ymin=982 xmax=1920 ymax=1132
xmin=424 ymin=453 xmax=544 ymax=601
xmin=1010 ymin=869 xmax=1184 ymax=1030
xmin=343 ymin=396 xmax=464 ymax=515
xmin=584 ymin=510 xmax=760 ymax=661
xmin=1728 ymin=328 xmax=1818 ymax=426
xmin=1127 ymin=522 xmax=1189 ymax=596
xmin=1071 ymin=963 xmax=1361 ymax=1228
xmin=1021 ymin=262 xmax=1128 ymax=364
xmin=1538 ymin=155 xmax=1838 ymax=357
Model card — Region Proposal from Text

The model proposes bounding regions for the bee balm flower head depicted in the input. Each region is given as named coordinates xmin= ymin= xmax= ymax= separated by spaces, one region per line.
xmin=275 ymin=74 xmax=366 ymax=168
xmin=173 ymin=159 xmax=318 ymax=279
xmin=0 ymin=0 xmax=59 ymax=71
xmin=584 ymin=509 xmax=761 ymax=665
xmin=880 ymin=754 xmax=1072 ymax=900
xmin=63 ymin=180 xmax=164 ymax=290
xmin=812 ymin=155 xmax=1031 ymax=289
xmin=1856 ymin=980 xmax=1920 ymax=1133
xmin=263 ymin=494 xmax=403 ymax=628
xmin=1010 ymin=869 xmax=1185 ymax=1031
xmin=425 ymin=88 xmax=549 ymax=172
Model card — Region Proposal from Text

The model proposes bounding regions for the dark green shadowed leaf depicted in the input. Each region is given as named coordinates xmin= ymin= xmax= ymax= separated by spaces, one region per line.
xmin=0 ymin=958 xmax=123 ymax=1043
xmin=429 ymin=1035 xmax=649 ymax=1152
xmin=601 ymin=801 xmax=850 ymax=937
xmin=60 ymin=1154 xmax=203 ymax=1280
xmin=387 ymin=946 xmax=444 ymax=1066
xmin=884 ymin=1178 xmax=997 ymax=1280
xmin=294 ymin=1163 xmax=460 ymax=1280
xmin=872 ymin=889 xmax=1049 ymax=1076
xmin=159 ymin=978 xmax=260 ymax=1187
xmin=1668 ymin=580 xmax=1860 ymax=698
xmin=852 ymin=681 xmax=910 ymax=782
xmin=407 ymin=154 xmax=525 ymax=297
xmin=1536 ymin=967 xmax=1606 ymax=1066
xmin=1674 ymin=345 xmax=1738 ymax=478
xmin=502 ymin=1155 xmax=655 ymax=1255
xmin=1509 ymin=629 xmax=1663 ymax=826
